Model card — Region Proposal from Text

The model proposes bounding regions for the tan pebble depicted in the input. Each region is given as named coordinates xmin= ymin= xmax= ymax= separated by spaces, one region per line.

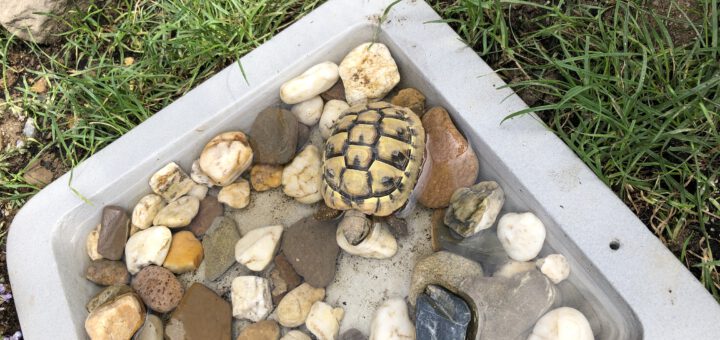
xmin=251 ymin=164 xmax=283 ymax=191
xmin=218 ymin=179 xmax=251 ymax=209
xmin=163 ymin=231 xmax=204 ymax=274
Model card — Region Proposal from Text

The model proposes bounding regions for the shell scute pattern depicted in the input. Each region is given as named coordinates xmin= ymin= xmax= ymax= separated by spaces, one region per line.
xmin=321 ymin=101 xmax=425 ymax=216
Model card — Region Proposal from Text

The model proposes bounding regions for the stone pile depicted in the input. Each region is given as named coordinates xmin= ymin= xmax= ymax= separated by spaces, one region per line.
xmin=80 ymin=40 xmax=593 ymax=340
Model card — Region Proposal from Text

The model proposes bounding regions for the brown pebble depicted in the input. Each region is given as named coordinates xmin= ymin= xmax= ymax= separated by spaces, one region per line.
xmin=416 ymin=107 xmax=479 ymax=208
xmin=85 ymin=260 xmax=130 ymax=286
xmin=320 ymin=80 xmax=346 ymax=102
xmin=166 ymin=283 xmax=232 ymax=340
xmin=271 ymin=253 xmax=302 ymax=304
xmin=23 ymin=164 xmax=53 ymax=188
xmin=187 ymin=195 xmax=223 ymax=237
xmin=391 ymin=88 xmax=426 ymax=117
xmin=97 ymin=206 xmax=130 ymax=261
xmin=236 ymin=320 xmax=280 ymax=340
xmin=250 ymin=164 xmax=283 ymax=192
xmin=131 ymin=265 xmax=184 ymax=313
xmin=314 ymin=203 xmax=342 ymax=221
xmin=430 ymin=209 xmax=446 ymax=252
xmin=374 ymin=215 xmax=408 ymax=238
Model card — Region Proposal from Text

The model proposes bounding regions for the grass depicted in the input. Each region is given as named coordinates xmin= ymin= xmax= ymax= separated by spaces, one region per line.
xmin=0 ymin=0 xmax=717 ymax=331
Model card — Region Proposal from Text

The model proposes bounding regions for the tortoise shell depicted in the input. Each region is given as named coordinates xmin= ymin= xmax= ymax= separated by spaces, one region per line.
xmin=321 ymin=101 xmax=425 ymax=216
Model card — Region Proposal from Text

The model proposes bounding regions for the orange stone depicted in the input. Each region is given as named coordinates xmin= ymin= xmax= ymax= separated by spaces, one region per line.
xmin=416 ymin=107 xmax=479 ymax=208
xmin=163 ymin=231 xmax=204 ymax=274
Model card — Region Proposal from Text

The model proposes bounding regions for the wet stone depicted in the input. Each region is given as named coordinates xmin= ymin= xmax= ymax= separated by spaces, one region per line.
xmin=202 ymin=216 xmax=241 ymax=281
xmin=250 ymin=107 xmax=299 ymax=165
xmin=85 ymin=259 xmax=130 ymax=286
xmin=416 ymin=107 xmax=479 ymax=208
xmin=444 ymin=181 xmax=505 ymax=238
xmin=459 ymin=269 xmax=557 ymax=340
xmin=97 ymin=206 xmax=129 ymax=261
xmin=166 ymin=283 xmax=232 ymax=340
xmin=415 ymin=285 xmax=471 ymax=340
xmin=281 ymin=216 xmax=340 ymax=287
xmin=187 ymin=195 xmax=224 ymax=237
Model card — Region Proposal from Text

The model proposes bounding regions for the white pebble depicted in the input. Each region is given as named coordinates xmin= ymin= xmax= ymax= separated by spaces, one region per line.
xmin=282 ymin=145 xmax=323 ymax=204
xmin=199 ymin=131 xmax=253 ymax=186
xmin=319 ymin=99 xmax=350 ymax=139
xmin=22 ymin=117 xmax=36 ymax=138
xmin=125 ymin=226 xmax=172 ymax=274
xmin=280 ymin=62 xmax=339 ymax=104
xmin=528 ymin=307 xmax=594 ymax=340
xmin=291 ymin=96 xmax=324 ymax=126
xmin=306 ymin=301 xmax=344 ymax=340
xmin=186 ymin=183 xmax=208 ymax=200
xmin=369 ymin=298 xmax=415 ymax=340
xmin=235 ymin=225 xmax=283 ymax=271
xmin=152 ymin=196 xmax=199 ymax=228
xmin=131 ymin=194 xmax=166 ymax=230
xmin=537 ymin=254 xmax=571 ymax=284
xmin=86 ymin=224 xmax=103 ymax=261
xmin=218 ymin=179 xmax=251 ymax=209
xmin=497 ymin=212 xmax=546 ymax=261
xmin=231 ymin=276 xmax=272 ymax=322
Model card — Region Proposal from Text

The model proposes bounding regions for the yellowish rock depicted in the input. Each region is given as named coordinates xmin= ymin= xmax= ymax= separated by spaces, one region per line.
xmin=153 ymin=196 xmax=200 ymax=228
xmin=250 ymin=164 xmax=283 ymax=192
xmin=218 ymin=180 xmax=251 ymax=209
xmin=86 ymin=224 xmax=103 ymax=261
xmin=84 ymin=293 xmax=145 ymax=340
xmin=163 ymin=231 xmax=204 ymax=274
xmin=236 ymin=320 xmax=280 ymax=340
xmin=199 ymin=131 xmax=253 ymax=186
xmin=277 ymin=283 xmax=326 ymax=328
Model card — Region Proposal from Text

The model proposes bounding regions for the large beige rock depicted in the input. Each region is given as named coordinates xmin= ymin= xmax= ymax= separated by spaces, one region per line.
xmin=84 ymin=293 xmax=145 ymax=340
xmin=339 ymin=43 xmax=400 ymax=105
xmin=0 ymin=0 xmax=73 ymax=43
xmin=153 ymin=196 xmax=199 ymax=228
xmin=277 ymin=283 xmax=325 ymax=327
xmin=199 ymin=131 xmax=253 ymax=186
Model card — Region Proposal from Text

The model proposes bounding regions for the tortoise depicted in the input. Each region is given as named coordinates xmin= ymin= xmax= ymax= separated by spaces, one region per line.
xmin=321 ymin=101 xmax=426 ymax=216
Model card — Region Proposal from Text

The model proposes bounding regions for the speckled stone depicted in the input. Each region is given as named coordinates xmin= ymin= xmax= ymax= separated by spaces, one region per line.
xmin=202 ymin=216 xmax=241 ymax=281
xmin=131 ymin=265 xmax=184 ymax=313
